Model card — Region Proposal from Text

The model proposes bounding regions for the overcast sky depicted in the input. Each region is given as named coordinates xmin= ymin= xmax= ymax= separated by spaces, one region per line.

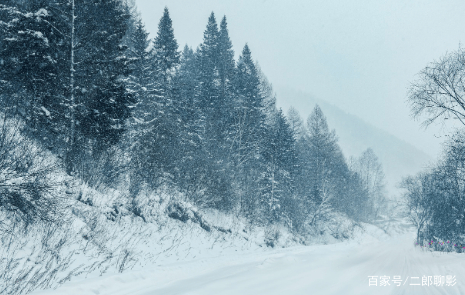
xmin=135 ymin=0 xmax=465 ymax=158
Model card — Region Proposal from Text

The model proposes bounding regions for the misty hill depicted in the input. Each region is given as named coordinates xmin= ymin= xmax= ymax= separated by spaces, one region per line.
xmin=275 ymin=87 xmax=432 ymax=197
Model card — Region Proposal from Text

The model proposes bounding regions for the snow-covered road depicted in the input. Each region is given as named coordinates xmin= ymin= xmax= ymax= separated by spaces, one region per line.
xmin=34 ymin=230 xmax=465 ymax=295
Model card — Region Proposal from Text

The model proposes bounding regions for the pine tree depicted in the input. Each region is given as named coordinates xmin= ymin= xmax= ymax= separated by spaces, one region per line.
xmin=197 ymin=12 xmax=220 ymax=144
xmin=74 ymin=0 xmax=132 ymax=154
xmin=232 ymin=44 xmax=267 ymax=218
xmin=0 ymin=1 xmax=70 ymax=146
xmin=153 ymin=7 xmax=180 ymax=93
xmin=124 ymin=17 xmax=160 ymax=194
xmin=129 ymin=7 xmax=181 ymax=189
xmin=260 ymin=109 xmax=297 ymax=223
xmin=171 ymin=46 xmax=203 ymax=187
xmin=188 ymin=13 xmax=236 ymax=210
xmin=218 ymin=16 xmax=235 ymax=94
xmin=217 ymin=16 xmax=235 ymax=141
xmin=152 ymin=6 xmax=180 ymax=135
xmin=126 ymin=18 xmax=153 ymax=123
xmin=174 ymin=45 xmax=203 ymax=155
xmin=120 ymin=0 xmax=140 ymax=51
xmin=233 ymin=44 xmax=266 ymax=163
xmin=176 ymin=46 xmax=198 ymax=124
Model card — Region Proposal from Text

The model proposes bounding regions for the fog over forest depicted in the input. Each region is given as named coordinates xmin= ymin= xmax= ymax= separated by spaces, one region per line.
xmin=136 ymin=0 xmax=465 ymax=159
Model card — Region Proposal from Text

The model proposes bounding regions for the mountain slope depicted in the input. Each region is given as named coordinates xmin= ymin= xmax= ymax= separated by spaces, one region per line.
xmin=275 ymin=87 xmax=432 ymax=197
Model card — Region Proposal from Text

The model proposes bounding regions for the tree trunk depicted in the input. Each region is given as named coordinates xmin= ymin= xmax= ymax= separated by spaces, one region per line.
xmin=66 ymin=0 xmax=76 ymax=175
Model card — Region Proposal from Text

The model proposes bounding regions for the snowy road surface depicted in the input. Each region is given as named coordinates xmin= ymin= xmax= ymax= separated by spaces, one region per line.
xmin=34 ymin=231 xmax=465 ymax=295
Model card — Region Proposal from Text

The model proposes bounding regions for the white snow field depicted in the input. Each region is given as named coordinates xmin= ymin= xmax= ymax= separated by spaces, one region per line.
xmin=32 ymin=223 xmax=465 ymax=295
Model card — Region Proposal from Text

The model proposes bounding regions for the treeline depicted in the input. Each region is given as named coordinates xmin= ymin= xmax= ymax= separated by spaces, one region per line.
xmin=405 ymin=48 xmax=465 ymax=248
xmin=402 ymin=132 xmax=465 ymax=247
xmin=0 ymin=1 xmax=385 ymax=230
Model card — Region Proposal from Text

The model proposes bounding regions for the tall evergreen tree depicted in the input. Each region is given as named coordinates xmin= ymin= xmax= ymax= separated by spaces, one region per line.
xmin=126 ymin=19 xmax=153 ymax=123
xmin=233 ymin=44 xmax=266 ymax=161
xmin=153 ymin=7 xmax=180 ymax=93
xmin=171 ymin=46 xmax=204 ymax=189
xmin=232 ymin=44 xmax=267 ymax=217
xmin=260 ymin=109 xmax=297 ymax=223
xmin=217 ymin=16 xmax=235 ymax=142
xmin=0 ymin=0 xmax=133 ymax=175
xmin=188 ymin=13 xmax=236 ymax=210
xmin=120 ymin=0 xmax=140 ymax=51
xmin=74 ymin=0 xmax=132 ymax=153
xmin=176 ymin=46 xmax=198 ymax=125
xmin=197 ymin=12 xmax=220 ymax=145
xmin=0 ymin=1 xmax=70 ymax=146
xmin=124 ymin=17 xmax=161 ymax=194
xmin=218 ymin=16 xmax=235 ymax=97
xmin=130 ymin=7 xmax=181 ymax=190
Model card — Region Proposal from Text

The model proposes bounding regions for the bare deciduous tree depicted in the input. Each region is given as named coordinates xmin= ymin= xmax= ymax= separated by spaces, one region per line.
xmin=350 ymin=148 xmax=386 ymax=219
xmin=408 ymin=48 xmax=465 ymax=127
xmin=401 ymin=174 xmax=432 ymax=244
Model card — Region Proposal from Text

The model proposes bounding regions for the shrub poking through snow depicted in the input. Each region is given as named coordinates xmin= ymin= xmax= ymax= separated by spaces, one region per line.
xmin=0 ymin=116 xmax=65 ymax=226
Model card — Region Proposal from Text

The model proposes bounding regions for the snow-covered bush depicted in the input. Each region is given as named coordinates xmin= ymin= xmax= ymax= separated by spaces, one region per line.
xmin=0 ymin=115 xmax=65 ymax=225
xmin=73 ymin=145 xmax=129 ymax=192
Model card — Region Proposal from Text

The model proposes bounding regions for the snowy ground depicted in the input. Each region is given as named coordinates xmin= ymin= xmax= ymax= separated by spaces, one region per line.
xmin=32 ymin=221 xmax=465 ymax=295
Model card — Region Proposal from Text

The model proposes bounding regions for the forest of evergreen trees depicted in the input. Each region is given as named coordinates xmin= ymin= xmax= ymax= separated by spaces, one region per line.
xmin=0 ymin=0 xmax=385 ymax=232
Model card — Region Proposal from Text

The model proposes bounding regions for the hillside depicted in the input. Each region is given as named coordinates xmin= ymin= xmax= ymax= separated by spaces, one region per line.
xmin=275 ymin=87 xmax=433 ymax=197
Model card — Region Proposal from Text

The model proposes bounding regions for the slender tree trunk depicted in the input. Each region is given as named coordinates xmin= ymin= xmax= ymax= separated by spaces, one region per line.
xmin=66 ymin=0 xmax=76 ymax=174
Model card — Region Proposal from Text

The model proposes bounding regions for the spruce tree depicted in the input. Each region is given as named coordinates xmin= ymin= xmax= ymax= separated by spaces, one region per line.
xmin=233 ymin=44 xmax=267 ymax=218
xmin=190 ymin=13 xmax=236 ymax=210
xmin=217 ymin=16 xmax=236 ymax=141
xmin=124 ymin=18 xmax=161 ymax=194
xmin=153 ymin=7 xmax=180 ymax=93
xmin=74 ymin=0 xmax=132 ymax=154
xmin=260 ymin=109 xmax=297 ymax=223
xmin=234 ymin=44 xmax=266 ymax=161
xmin=126 ymin=18 xmax=153 ymax=124
xmin=197 ymin=12 xmax=220 ymax=143
xmin=171 ymin=46 xmax=203 ymax=188
xmin=176 ymin=46 xmax=198 ymax=124
xmin=130 ymin=7 xmax=181 ymax=189
xmin=0 ymin=1 xmax=70 ymax=146
xmin=218 ymin=16 xmax=235 ymax=97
